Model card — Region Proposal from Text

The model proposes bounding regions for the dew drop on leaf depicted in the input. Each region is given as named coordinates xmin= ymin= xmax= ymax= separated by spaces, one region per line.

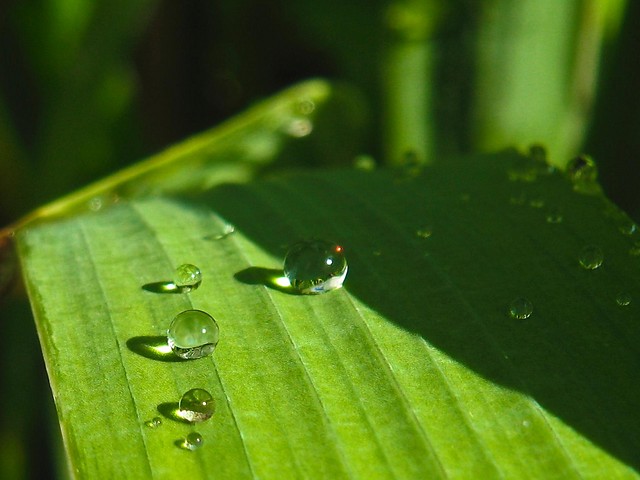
xmin=283 ymin=240 xmax=348 ymax=294
xmin=579 ymin=245 xmax=604 ymax=270
xmin=545 ymin=208 xmax=563 ymax=224
xmin=183 ymin=432 xmax=204 ymax=451
xmin=178 ymin=389 xmax=215 ymax=423
xmin=167 ymin=310 xmax=219 ymax=359
xmin=615 ymin=292 xmax=632 ymax=307
xmin=567 ymin=155 xmax=600 ymax=194
xmin=416 ymin=227 xmax=433 ymax=239
xmin=174 ymin=264 xmax=202 ymax=292
xmin=618 ymin=220 xmax=638 ymax=236
xmin=145 ymin=417 xmax=162 ymax=428
xmin=509 ymin=297 xmax=533 ymax=320
xmin=353 ymin=154 xmax=376 ymax=171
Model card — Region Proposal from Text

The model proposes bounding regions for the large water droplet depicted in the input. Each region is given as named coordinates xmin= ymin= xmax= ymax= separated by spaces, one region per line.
xmin=567 ymin=155 xmax=600 ymax=194
xmin=509 ymin=297 xmax=533 ymax=319
xmin=616 ymin=291 xmax=632 ymax=307
xmin=167 ymin=310 xmax=219 ymax=359
xmin=178 ymin=389 xmax=215 ymax=423
xmin=174 ymin=264 xmax=202 ymax=292
xmin=579 ymin=245 xmax=604 ymax=270
xmin=284 ymin=240 xmax=348 ymax=294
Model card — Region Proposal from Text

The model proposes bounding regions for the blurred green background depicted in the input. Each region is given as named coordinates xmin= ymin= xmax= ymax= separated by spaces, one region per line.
xmin=1 ymin=0 xmax=639 ymax=477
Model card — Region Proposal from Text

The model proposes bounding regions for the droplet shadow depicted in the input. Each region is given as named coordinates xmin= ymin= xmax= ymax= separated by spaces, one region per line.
xmin=126 ymin=336 xmax=185 ymax=362
xmin=157 ymin=402 xmax=192 ymax=424
xmin=234 ymin=267 xmax=300 ymax=295
xmin=174 ymin=438 xmax=191 ymax=450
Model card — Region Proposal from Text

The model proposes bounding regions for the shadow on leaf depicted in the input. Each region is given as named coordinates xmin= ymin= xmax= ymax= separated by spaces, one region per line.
xmin=126 ymin=336 xmax=184 ymax=362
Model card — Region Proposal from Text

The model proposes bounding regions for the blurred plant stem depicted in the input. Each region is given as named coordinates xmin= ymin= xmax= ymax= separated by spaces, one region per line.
xmin=472 ymin=0 xmax=627 ymax=166
xmin=382 ymin=0 xmax=445 ymax=165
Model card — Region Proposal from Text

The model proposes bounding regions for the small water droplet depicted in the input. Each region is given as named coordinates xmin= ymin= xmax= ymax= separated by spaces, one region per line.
xmin=88 ymin=197 xmax=103 ymax=211
xmin=579 ymin=245 xmax=604 ymax=270
xmin=616 ymin=291 xmax=632 ymax=307
xmin=508 ymin=155 xmax=537 ymax=182
xmin=372 ymin=250 xmax=382 ymax=257
xmin=174 ymin=264 xmax=202 ymax=292
xmin=528 ymin=144 xmax=546 ymax=164
xmin=618 ymin=220 xmax=638 ymax=236
xmin=522 ymin=420 xmax=531 ymax=428
xmin=629 ymin=241 xmax=640 ymax=257
xmin=295 ymin=98 xmax=315 ymax=115
xmin=210 ymin=223 xmax=235 ymax=240
xmin=284 ymin=240 xmax=348 ymax=294
xmin=528 ymin=198 xmax=545 ymax=208
xmin=145 ymin=417 xmax=162 ymax=428
xmin=509 ymin=297 xmax=533 ymax=319
xmin=284 ymin=118 xmax=313 ymax=137
xmin=353 ymin=155 xmax=376 ymax=171
xmin=567 ymin=155 xmax=601 ymax=194
xmin=509 ymin=192 xmax=527 ymax=206
xmin=167 ymin=310 xmax=219 ymax=359
xmin=545 ymin=208 xmax=563 ymax=224
xmin=178 ymin=389 xmax=215 ymax=423
xmin=182 ymin=432 xmax=204 ymax=451
xmin=398 ymin=150 xmax=423 ymax=178
xmin=416 ymin=227 xmax=433 ymax=239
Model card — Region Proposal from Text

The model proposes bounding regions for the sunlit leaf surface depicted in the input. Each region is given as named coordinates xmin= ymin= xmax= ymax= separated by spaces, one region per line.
xmin=17 ymin=142 xmax=640 ymax=478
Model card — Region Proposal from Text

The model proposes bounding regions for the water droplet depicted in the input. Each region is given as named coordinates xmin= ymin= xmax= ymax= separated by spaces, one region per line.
xmin=283 ymin=240 xmax=348 ymax=294
xmin=545 ymin=208 xmax=563 ymax=224
xmin=372 ymin=250 xmax=382 ymax=257
xmin=629 ymin=241 xmax=640 ymax=256
xmin=145 ymin=417 xmax=162 ymax=428
xmin=174 ymin=264 xmax=202 ymax=292
xmin=522 ymin=420 xmax=531 ymax=428
xmin=509 ymin=192 xmax=527 ymax=206
xmin=619 ymin=220 xmax=638 ymax=236
xmin=210 ymin=223 xmax=235 ymax=240
xmin=295 ymin=98 xmax=315 ymax=115
xmin=509 ymin=297 xmax=533 ymax=319
xmin=507 ymin=156 xmax=537 ymax=182
xmin=353 ymin=155 xmax=376 ymax=171
xmin=284 ymin=118 xmax=313 ymax=137
xmin=178 ymin=389 xmax=215 ymax=423
xmin=579 ymin=245 xmax=604 ymax=270
xmin=416 ymin=227 xmax=433 ymax=239
xmin=616 ymin=291 xmax=632 ymax=307
xmin=167 ymin=310 xmax=219 ymax=359
xmin=528 ymin=144 xmax=547 ymax=164
xmin=398 ymin=150 xmax=423 ymax=178
xmin=88 ymin=197 xmax=104 ymax=212
xmin=185 ymin=432 xmax=204 ymax=450
xmin=528 ymin=198 xmax=545 ymax=208
xmin=567 ymin=155 xmax=601 ymax=194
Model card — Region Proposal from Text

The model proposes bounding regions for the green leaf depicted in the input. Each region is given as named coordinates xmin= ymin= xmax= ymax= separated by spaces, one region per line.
xmin=16 ymin=138 xmax=640 ymax=477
